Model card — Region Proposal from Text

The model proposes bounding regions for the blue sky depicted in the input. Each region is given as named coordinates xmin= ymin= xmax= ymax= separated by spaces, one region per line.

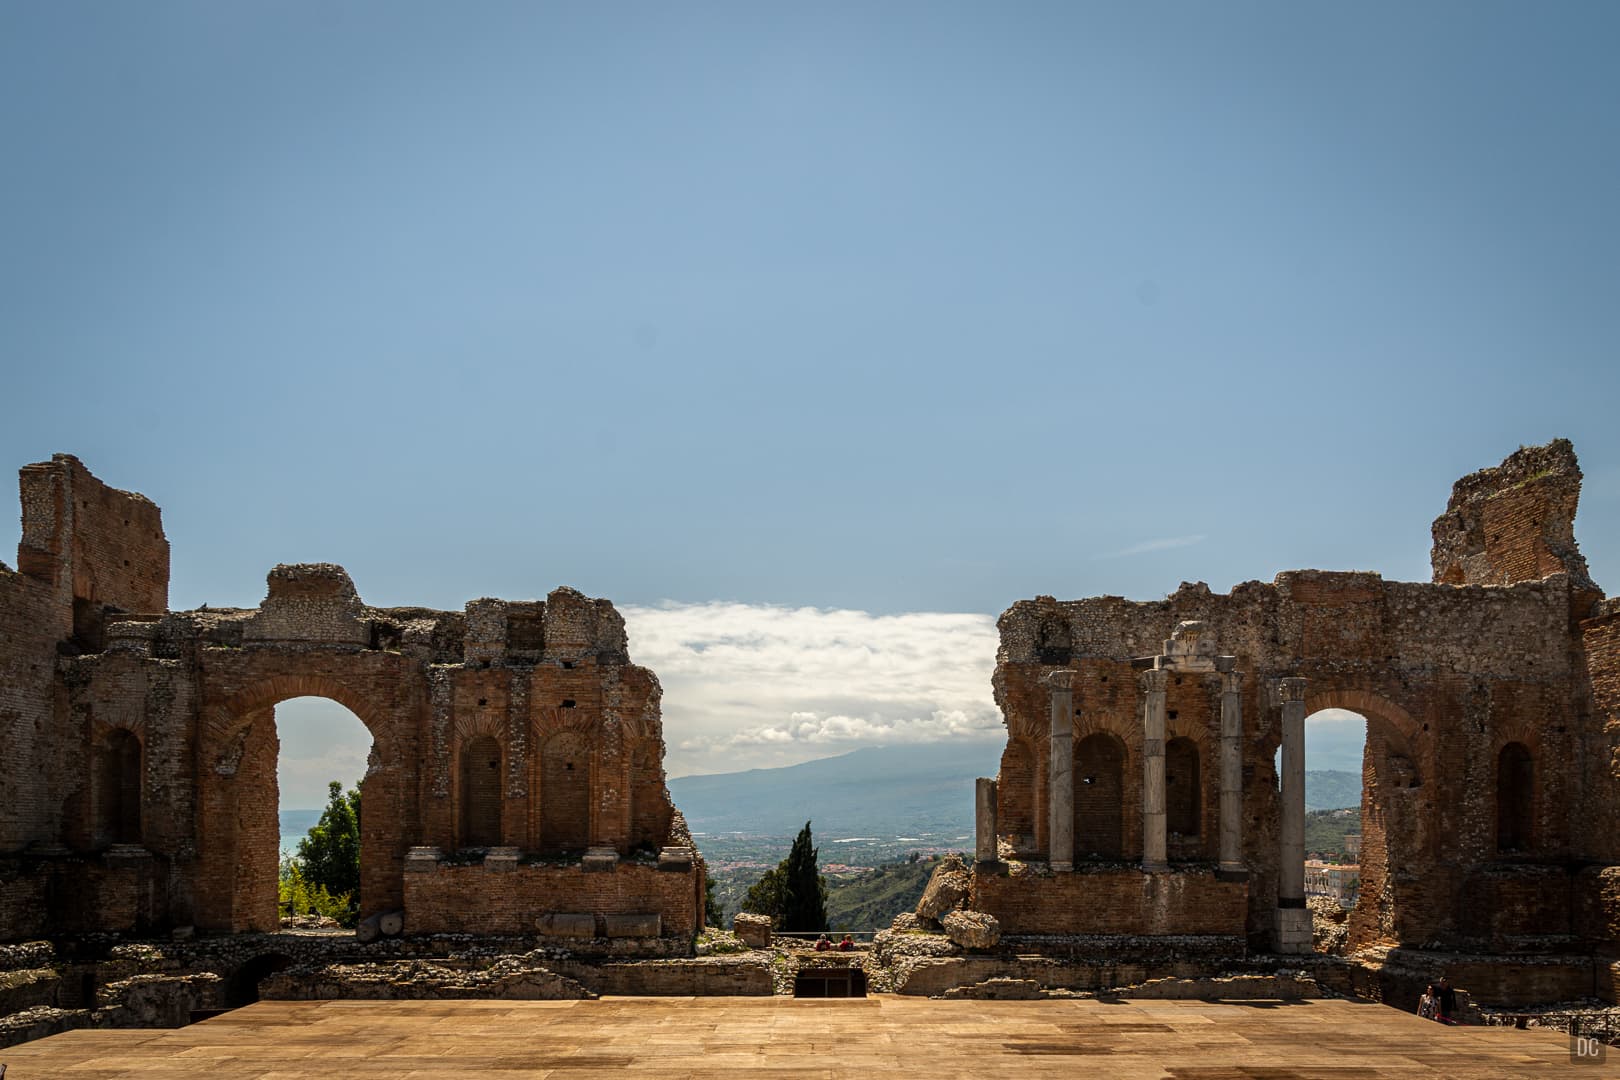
xmin=4 ymin=3 xmax=1619 ymax=799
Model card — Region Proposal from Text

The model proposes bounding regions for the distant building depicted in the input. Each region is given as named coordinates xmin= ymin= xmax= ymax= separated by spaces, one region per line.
xmin=1345 ymin=833 xmax=1361 ymax=859
xmin=1305 ymin=860 xmax=1359 ymax=908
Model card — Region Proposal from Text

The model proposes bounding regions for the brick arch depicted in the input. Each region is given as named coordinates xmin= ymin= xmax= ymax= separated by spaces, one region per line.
xmin=453 ymin=707 xmax=504 ymax=744
xmin=205 ymin=674 xmax=387 ymax=747
xmin=1303 ymin=688 xmax=1422 ymax=749
xmin=1074 ymin=709 xmax=1142 ymax=749
xmin=535 ymin=705 xmax=599 ymax=740
xmin=1166 ymin=711 xmax=1213 ymax=744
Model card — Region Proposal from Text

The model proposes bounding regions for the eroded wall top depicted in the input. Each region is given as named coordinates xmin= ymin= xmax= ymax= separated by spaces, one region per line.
xmin=1430 ymin=438 xmax=1598 ymax=598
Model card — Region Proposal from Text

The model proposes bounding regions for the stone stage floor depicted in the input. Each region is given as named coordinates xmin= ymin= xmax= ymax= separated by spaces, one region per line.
xmin=1 ymin=996 xmax=1607 ymax=1078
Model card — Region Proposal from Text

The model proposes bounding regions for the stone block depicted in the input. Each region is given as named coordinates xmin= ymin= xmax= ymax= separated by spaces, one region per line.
xmin=582 ymin=847 xmax=619 ymax=873
xmin=404 ymin=847 xmax=442 ymax=873
xmin=733 ymin=912 xmax=772 ymax=949
xmin=603 ymin=913 xmax=661 ymax=938
xmin=941 ymin=910 xmax=1001 ymax=950
xmin=483 ymin=847 xmax=521 ymax=872
xmin=537 ymin=913 xmax=598 ymax=938
xmin=916 ymin=855 xmax=971 ymax=921
xmin=657 ymin=845 xmax=694 ymax=871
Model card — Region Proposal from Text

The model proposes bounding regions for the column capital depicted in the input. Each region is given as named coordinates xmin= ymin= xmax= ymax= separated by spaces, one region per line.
xmin=1045 ymin=669 xmax=1079 ymax=691
xmin=1139 ymin=669 xmax=1168 ymax=694
xmin=1274 ymin=676 xmax=1308 ymax=704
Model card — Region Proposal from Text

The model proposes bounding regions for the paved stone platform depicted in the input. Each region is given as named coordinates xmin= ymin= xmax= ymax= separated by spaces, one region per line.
xmin=1 ymin=996 xmax=1607 ymax=1078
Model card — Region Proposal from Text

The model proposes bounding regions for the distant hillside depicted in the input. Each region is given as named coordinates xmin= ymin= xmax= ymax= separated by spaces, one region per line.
xmin=670 ymin=741 xmax=1003 ymax=840
xmin=671 ymin=747 xmax=1365 ymax=837
xmin=1306 ymin=770 xmax=1361 ymax=811
xmin=825 ymin=859 xmax=935 ymax=931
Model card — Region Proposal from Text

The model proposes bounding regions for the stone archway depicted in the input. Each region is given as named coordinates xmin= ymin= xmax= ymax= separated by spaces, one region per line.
xmin=197 ymin=674 xmax=400 ymax=933
xmin=1299 ymin=689 xmax=1426 ymax=952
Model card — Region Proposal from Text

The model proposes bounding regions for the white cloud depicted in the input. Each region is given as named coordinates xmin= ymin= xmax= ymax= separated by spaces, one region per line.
xmin=623 ymin=602 xmax=1001 ymax=776
xmin=1094 ymin=534 xmax=1208 ymax=559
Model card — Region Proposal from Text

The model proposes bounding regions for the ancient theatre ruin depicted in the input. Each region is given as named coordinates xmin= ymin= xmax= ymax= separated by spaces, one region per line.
xmin=0 ymin=453 xmax=703 ymax=942
xmin=969 ymin=439 xmax=1620 ymax=1004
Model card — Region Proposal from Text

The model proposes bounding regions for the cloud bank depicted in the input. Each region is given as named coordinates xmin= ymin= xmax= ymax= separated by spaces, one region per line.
xmin=622 ymin=602 xmax=1002 ymax=777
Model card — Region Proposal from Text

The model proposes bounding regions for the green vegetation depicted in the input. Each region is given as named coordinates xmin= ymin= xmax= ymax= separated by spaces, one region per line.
xmin=279 ymin=780 xmax=362 ymax=927
xmin=740 ymin=821 xmax=829 ymax=932
xmin=1304 ymin=807 xmax=1361 ymax=862
xmin=703 ymin=870 xmax=725 ymax=928
xmin=824 ymin=856 xmax=938 ymax=931
xmin=277 ymin=857 xmax=353 ymax=923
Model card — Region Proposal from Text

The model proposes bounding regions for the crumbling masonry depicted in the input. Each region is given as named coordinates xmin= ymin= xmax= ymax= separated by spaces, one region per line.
xmin=973 ymin=440 xmax=1620 ymax=1003
xmin=0 ymin=455 xmax=702 ymax=942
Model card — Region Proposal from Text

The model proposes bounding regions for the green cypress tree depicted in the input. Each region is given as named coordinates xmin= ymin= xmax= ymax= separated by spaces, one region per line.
xmin=781 ymin=820 xmax=828 ymax=933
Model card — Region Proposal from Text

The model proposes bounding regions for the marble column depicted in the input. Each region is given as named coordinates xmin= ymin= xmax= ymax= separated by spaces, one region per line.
xmin=1274 ymin=676 xmax=1310 ymax=953
xmin=975 ymin=777 xmax=1000 ymax=866
xmin=1218 ymin=670 xmax=1245 ymax=877
xmin=1046 ymin=670 xmax=1075 ymax=872
xmin=1141 ymin=669 xmax=1169 ymax=872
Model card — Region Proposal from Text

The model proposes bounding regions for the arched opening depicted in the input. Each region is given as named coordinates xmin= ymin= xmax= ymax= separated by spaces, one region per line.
xmin=272 ymin=696 xmax=372 ymax=929
xmin=94 ymin=728 xmax=142 ymax=846
xmin=541 ymin=730 xmax=590 ymax=854
xmin=459 ymin=735 xmax=503 ymax=848
xmin=1073 ymin=732 xmax=1124 ymax=860
xmin=1165 ymin=736 xmax=1201 ymax=842
xmin=1496 ymin=742 xmax=1534 ymax=852
xmin=1294 ymin=701 xmax=1420 ymax=954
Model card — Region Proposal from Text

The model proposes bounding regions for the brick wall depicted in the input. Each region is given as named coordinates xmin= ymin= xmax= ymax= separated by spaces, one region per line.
xmin=973 ymin=865 xmax=1247 ymax=936
xmin=403 ymin=862 xmax=699 ymax=937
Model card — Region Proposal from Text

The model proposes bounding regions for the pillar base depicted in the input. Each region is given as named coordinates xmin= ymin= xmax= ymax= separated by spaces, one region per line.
xmin=1050 ymin=861 xmax=1073 ymax=873
xmin=1215 ymin=865 xmax=1249 ymax=882
xmin=1273 ymin=905 xmax=1312 ymax=954
xmin=1141 ymin=861 xmax=1169 ymax=874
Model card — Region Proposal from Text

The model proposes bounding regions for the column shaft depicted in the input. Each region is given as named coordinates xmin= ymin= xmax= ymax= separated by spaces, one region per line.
xmin=975 ymin=777 xmax=999 ymax=865
xmin=1219 ymin=671 xmax=1245 ymax=875
xmin=1047 ymin=673 xmax=1074 ymax=872
xmin=1279 ymin=691 xmax=1306 ymax=901
xmin=1141 ymin=669 xmax=1168 ymax=872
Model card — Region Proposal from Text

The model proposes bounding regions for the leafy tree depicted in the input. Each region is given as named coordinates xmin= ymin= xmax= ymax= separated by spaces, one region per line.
xmin=704 ymin=870 xmax=726 ymax=928
xmin=739 ymin=864 xmax=788 ymax=925
xmin=781 ymin=821 xmax=828 ymax=933
xmin=295 ymin=780 xmax=361 ymax=925
xmin=277 ymin=856 xmax=352 ymax=923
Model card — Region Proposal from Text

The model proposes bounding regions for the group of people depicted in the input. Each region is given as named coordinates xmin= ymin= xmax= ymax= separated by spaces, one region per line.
xmin=813 ymin=933 xmax=857 ymax=952
xmin=1416 ymin=976 xmax=1459 ymax=1024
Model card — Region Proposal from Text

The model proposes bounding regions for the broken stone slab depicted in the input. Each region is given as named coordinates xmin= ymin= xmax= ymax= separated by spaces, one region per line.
xmin=582 ymin=847 xmax=619 ymax=873
xmin=916 ymin=854 xmax=971 ymax=921
xmin=537 ymin=913 xmax=598 ymax=938
xmin=941 ymin=910 xmax=1001 ymax=950
xmin=732 ymin=913 xmax=772 ymax=949
xmin=603 ymin=913 xmax=661 ymax=939
xmin=404 ymin=847 xmax=442 ymax=872
xmin=890 ymin=912 xmax=925 ymax=932
xmin=657 ymin=845 xmax=695 ymax=871
xmin=483 ymin=847 xmax=521 ymax=871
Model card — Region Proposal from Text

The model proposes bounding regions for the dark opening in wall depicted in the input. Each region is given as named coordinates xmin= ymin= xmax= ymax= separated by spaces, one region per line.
xmin=793 ymin=967 xmax=867 ymax=998
xmin=95 ymin=729 xmax=142 ymax=846
xmin=1074 ymin=732 xmax=1125 ymax=859
xmin=1496 ymin=742 xmax=1534 ymax=852
xmin=460 ymin=735 xmax=503 ymax=847
xmin=1166 ymin=737 xmax=1201 ymax=840
xmin=227 ymin=954 xmax=291 ymax=1008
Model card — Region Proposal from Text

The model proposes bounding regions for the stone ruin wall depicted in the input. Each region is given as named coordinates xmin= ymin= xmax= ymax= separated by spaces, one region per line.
xmin=978 ymin=440 xmax=1620 ymax=978
xmin=0 ymin=454 xmax=702 ymax=945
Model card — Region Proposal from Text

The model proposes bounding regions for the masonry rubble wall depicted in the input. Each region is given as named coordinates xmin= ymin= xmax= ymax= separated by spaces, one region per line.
xmin=0 ymin=455 xmax=701 ymax=944
xmin=980 ymin=440 xmax=1620 ymax=970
